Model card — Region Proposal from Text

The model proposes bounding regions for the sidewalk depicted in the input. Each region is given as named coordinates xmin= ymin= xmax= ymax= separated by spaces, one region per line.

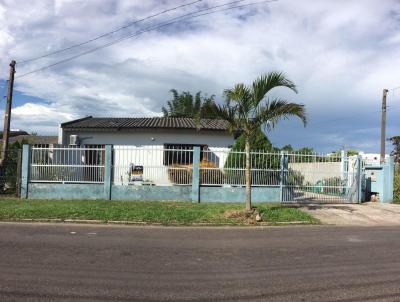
xmin=302 ymin=202 xmax=400 ymax=226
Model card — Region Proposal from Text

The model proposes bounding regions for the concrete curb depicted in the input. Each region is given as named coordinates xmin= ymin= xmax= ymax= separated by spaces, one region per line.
xmin=0 ymin=218 xmax=314 ymax=227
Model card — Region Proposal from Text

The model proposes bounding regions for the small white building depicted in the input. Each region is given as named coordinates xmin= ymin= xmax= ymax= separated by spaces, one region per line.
xmin=58 ymin=116 xmax=236 ymax=185
xmin=357 ymin=152 xmax=389 ymax=165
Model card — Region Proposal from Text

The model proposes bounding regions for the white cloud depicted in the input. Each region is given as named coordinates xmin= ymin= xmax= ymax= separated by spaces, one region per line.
xmin=0 ymin=0 xmax=399 ymax=151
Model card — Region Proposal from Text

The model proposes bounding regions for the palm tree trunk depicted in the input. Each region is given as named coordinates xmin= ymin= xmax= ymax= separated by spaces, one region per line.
xmin=245 ymin=136 xmax=252 ymax=212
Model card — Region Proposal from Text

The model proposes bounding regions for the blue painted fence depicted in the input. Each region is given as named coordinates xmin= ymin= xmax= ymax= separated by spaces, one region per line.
xmin=21 ymin=145 xmax=283 ymax=203
xmin=20 ymin=145 xmax=396 ymax=203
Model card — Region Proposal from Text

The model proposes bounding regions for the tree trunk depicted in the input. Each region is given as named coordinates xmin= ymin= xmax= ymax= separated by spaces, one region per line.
xmin=245 ymin=137 xmax=252 ymax=212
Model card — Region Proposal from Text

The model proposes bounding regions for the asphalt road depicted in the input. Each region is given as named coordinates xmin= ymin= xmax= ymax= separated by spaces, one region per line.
xmin=1 ymin=223 xmax=400 ymax=302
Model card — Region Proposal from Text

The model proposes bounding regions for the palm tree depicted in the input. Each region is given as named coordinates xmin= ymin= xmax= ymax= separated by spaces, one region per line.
xmin=217 ymin=72 xmax=307 ymax=212
xmin=162 ymin=89 xmax=219 ymax=119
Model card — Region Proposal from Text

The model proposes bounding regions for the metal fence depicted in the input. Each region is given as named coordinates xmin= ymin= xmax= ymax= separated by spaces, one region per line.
xmin=200 ymin=149 xmax=357 ymax=203
xmin=27 ymin=146 xmax=360 ymax=203
xmin=284 ymin=152 xmax=357 ymax=203
xmin=113 ymin=146 xmax=193 ymax=186
xmin=30 ymin=146 xmax=105 ymax=183
xmin=200 ymin=149 xmax=281 ymax=186
xmin=0 ymin=149 xmax=22 ymax=195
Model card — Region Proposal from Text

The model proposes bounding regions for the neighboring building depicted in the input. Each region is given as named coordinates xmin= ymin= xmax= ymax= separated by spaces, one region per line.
xmin=358 ymin=152 xmax=389 ymax=165
xmin=9 ymin=135 xmax=58 ymax=146
xmin=0 ymin=130 xmax=29 ymax=137
xmin=0 ymin=129 xmax=58 ymax=146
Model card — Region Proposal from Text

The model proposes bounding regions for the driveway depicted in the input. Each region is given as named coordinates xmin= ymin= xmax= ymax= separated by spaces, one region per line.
xmin=302 ymin=202 xmax=400 ymax=226
xmin=2 ymin=223 xmax=400 ymax=301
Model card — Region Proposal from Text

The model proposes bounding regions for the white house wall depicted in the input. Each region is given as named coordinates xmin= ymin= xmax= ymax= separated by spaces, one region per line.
xmin=61 ymin=129 xmax=235 ymax=148
xmin=113 ymin=145 xmax=171 ymax=185
xmin=60 ymin=130 xmax=234 ymax=185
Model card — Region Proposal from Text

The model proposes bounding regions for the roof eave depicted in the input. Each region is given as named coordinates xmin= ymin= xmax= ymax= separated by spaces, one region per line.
xmin=60 ymin=116 xmax=93 ymax=128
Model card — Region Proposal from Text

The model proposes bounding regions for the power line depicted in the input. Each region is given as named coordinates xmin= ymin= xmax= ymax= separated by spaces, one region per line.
xmin=16 ymin=0 xmax=278 ymax=79
xmin=281 ymin=105 xmax=400 ymax=144
xmin=308 ymin=84 xmax=400 ymax=127
xmin=310 ymin=104 xmax=400 ymax=127
xmin=18 ymin=0 xmax=203 ymax=64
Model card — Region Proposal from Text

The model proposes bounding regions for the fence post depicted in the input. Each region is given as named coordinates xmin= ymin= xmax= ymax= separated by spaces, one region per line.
xmin=20 ymin=144 xmax=30 ymax=199
xmin=356 ymin=155 xmax=363 ymax=204
xmin=103 ymin=145 xmax=112 ymax=200
xmin=191 ymin=146 xmax=201 ymax=203
xmin=384 ymin=156 xmax=395 ymax=203
xmin=340 ymin=150 xmax=348 ymax=195
xmin=279 ymin=151 xmax=288 ymax=202
xmin=340 ymin=150 xmax=347 ymax=180
xmin=15 ymin=150 xmax=22 ymax=197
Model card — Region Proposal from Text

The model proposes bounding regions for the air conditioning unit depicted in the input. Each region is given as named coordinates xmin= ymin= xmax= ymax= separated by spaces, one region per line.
xmin=69 ymin=135 xmax=80 ymax=146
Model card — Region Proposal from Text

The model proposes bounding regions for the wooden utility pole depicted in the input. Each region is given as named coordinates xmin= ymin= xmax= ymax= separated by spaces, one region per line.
xmin=0 ymin=60 xmax=16 ymax=166
xmin=380 ymin=88 xmax=389 ymax=164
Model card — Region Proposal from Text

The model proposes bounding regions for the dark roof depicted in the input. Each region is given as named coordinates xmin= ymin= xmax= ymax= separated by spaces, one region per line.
xmin=0 ymin=130 xmax=29 ymax=137
xmin=9 ymin=135 xmax=58 ymax=145
xmin=61 ymin=117 xmax=231 ymax=132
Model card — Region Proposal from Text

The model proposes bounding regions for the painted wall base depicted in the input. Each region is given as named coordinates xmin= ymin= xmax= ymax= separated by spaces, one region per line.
xmin=200 ymin=186 xmax=280 ymax=203
xmin=28 ymin=183 xmax=104 ymax=200
xmin=28 ymin=183 xmax=281 ymax=203
xmin=112 ymin=185 xmax=191 ymax=201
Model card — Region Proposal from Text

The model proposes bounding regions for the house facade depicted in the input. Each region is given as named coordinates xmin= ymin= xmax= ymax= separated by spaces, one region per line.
xmin=59 ymin=116 xmax=235 ymax=148
xmin=57 ymin=116 xmax=236 ymax=185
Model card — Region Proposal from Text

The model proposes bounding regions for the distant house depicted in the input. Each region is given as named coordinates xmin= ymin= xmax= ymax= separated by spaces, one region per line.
xmin=9 ymin=135 xmax=58 ymax=146
xmin=0 ymin=130 xmax=29 ymax=138
xmin=0 ymin=130 xmax=58 ymax=146
xmin=355 ymin=152 xmax=389 ymax=165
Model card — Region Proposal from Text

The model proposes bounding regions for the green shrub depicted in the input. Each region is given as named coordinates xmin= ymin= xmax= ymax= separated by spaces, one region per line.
xmin=394 ymin=169 xmax=400 ymax=202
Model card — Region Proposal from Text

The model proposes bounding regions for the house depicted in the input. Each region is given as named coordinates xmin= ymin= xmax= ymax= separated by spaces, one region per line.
xmin=0 ymin=129 xmax=58 ymax=146
xmin=57 ymin=116 xmax=236 ymax=185
xmin=357 ymin=152 xmax=389 ymax=165
xmin=0 ymin=130 xmax=29 ymax=137
xmin=59 ymin=116 xmax=235 ymax=148
xmin=9 ymin=135 xmax=58 ymax=146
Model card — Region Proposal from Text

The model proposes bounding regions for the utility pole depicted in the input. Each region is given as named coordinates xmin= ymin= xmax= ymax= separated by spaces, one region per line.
xmin=0 ymin=60 xmax=16 ymax=166
xmin=380 ymin=88 xmax=389 ymax=164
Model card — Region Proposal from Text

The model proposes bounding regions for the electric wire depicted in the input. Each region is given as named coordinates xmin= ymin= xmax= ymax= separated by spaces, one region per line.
xmin=15 ymin=0 xmax=278 ymax=79
xmin=18 ymin=0 xmax=203 ymax=64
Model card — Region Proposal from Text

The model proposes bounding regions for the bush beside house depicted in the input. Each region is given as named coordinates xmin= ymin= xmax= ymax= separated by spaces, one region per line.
xmin=394 ymin=167 xmax=400 ymax=203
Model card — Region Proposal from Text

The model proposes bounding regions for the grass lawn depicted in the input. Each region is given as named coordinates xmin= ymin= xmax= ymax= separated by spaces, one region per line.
xmin=0 ymin=199 xmax=318 ymax=225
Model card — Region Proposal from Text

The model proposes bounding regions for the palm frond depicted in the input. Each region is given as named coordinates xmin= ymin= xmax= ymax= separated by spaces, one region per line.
xmin=255 ymin=98 xmax=306 ymax=131
xmin=161 ymin=106 xmax=168 ymax=117
xmin=224 ymin=84 xmax=253 ymax=118
xmin=251 ymin=72 xmax=298 ymax=106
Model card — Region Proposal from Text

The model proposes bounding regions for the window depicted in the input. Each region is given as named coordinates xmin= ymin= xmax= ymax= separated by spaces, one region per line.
xmin=163 ymin=144 xmax=204 ymax=166
xmin=84 ymin=144 xmax=105 ymax=182
xmin=84 ymin=145 xmax=105 ymax=166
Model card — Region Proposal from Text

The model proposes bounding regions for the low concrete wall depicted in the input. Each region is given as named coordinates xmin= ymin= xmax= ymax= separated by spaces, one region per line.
xmin=200 ymin=186 xmax=280 ymax=203
xmin=28 ymin=183 xmax=281 ymax=203
xmin=29 ymin=183 xmax=104 ymax=200
xmin=112 ymin=185 xmax=191 ymax=201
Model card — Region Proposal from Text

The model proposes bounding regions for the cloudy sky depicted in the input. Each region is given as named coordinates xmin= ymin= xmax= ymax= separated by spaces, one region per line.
xmin=0 ymin=0 xmax=399 ymax=153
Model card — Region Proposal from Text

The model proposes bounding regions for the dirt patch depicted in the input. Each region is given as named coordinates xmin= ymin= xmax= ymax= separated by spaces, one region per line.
xmin=223 ymin=209 xmax=261 ymax=224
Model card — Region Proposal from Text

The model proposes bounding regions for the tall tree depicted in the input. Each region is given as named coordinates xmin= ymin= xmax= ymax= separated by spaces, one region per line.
xmin=216 ymin=72 xmax=306 ymax=211
xmin=388 ymin=136 xmax=400 ymax=163
xmin=162 ymin=89 xmax=219 ymax=119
